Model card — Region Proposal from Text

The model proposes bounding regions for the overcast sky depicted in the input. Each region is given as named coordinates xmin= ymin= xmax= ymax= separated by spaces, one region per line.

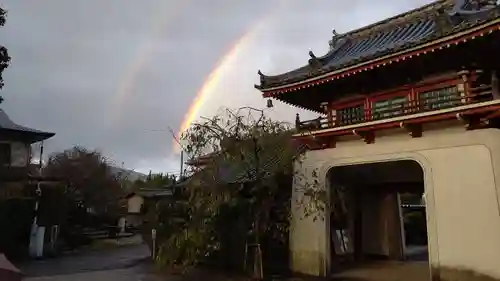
xmin=0 ymin=0 xmax=434 ymax=174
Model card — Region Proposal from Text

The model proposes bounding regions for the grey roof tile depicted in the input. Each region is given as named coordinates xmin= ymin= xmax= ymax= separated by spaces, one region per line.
xmin=0 ymin=109 xmax=55 ymax=142
xmin=257 ymin=0 xmax=500 ymax=89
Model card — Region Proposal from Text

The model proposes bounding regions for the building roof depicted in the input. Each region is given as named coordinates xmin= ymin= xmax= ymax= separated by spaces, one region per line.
xmin=184 ymin=151 xmax=219 ymax=167
xmin=256 ymin=0 xmax=500 ymax=91
xmin=125 ymin=188 xmax=174 ymax=199
xmin=0 ymin=109 xmax=55 ymax=142
xmin=109 ymin=166 xmax=147 ymax=182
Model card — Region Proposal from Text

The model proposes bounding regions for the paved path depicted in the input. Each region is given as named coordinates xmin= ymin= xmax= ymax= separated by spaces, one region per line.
xmin=24 ymin=265 xmax=163 ymax=281
xmin=18 ymin=238 xmax=155 ymax=280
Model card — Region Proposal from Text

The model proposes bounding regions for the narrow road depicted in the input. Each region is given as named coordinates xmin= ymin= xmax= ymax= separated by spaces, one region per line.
xmin=18 ymin=239 xmax=160 ymax=280
xmin=25 ymin=266 xmax=159 ymax=281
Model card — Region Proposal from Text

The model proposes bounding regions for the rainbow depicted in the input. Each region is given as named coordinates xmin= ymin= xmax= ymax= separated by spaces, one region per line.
xmin=111 ymin=1 xmax=193 ymax=123
xmin=174 ymin=1 xmax=285 ymax=152
xmin=174 ymin=30 xmax=256 ymax=148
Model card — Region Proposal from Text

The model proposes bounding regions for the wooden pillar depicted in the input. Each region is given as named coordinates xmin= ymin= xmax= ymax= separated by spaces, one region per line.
xmin=458 ymin=70 xmax=470 ymax=104
xmin=321 ymin=102 xmax=333 ymax=128
xmin=327 ymin=103 xmax=334 ymax=128
xmin=363 ymin=98 xmax=371 ymax=122
xmin=382 ymin=193 xmax=405 ymax=260
xmin=410 ymin=88 xmax=417 ymax=114
xmin=332 ymin=105 xmax=340 ymax=126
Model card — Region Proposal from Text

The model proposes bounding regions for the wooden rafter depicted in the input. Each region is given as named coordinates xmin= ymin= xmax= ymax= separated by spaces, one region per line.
xmin=399 ymin=122 xmax=423 ymax=138
xmin=456 ymin=112 xmax=487 ymax=130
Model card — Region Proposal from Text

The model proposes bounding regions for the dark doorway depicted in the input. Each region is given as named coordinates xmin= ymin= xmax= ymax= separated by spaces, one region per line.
xmin=327 ymin=160 xmax=430 ymax=281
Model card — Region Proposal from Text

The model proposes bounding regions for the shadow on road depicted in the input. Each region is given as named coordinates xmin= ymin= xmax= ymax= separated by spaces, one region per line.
xmin=18 ymin=242 xmax=150 ymax=277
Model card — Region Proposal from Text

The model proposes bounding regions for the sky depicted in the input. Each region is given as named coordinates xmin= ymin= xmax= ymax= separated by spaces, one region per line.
xmin=0 ymin=0 xmax=434 ymax=175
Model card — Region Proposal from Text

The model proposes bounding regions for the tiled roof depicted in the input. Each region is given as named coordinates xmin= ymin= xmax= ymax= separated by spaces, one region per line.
xmin=0 ymin=109 xmax=55 ymax=142
xmin=256 ymin=0 xmax=500 ymax=90
xmin=125 ymin=188 xmax=174 ymax=199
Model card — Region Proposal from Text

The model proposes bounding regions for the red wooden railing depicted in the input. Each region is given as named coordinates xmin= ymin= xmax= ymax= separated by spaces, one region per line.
xmin=296 ymin=70 xmax=497 ymax=132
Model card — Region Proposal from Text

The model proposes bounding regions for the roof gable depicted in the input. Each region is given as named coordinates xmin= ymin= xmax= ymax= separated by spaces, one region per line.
xmin=256 ymin=0 xmax=500 ymax=91
xmin=0 ymin=109 xmax=55 ymax=142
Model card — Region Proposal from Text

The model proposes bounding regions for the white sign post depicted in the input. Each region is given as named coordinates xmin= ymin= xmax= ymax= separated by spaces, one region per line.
xmin=151 ymin=228 xmax=157 ymax=260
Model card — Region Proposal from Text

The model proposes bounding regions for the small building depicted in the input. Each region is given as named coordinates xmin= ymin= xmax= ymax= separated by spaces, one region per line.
xmin=0 ymin=109 xmax=55 ymax=260
xmin=124 ymin=188 xmax=174 ymax=228
xmin=255 ymin=1 xmax=500 ymax=280
xmin=0 ymin=109 xmax=55 ymax=194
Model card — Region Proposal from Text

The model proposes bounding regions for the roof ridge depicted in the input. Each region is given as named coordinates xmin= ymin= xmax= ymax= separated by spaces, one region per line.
xmin=339 ymin=0 xmax=448 ymax=39
xmin=257 ymin=1 xmax=449 ymax=81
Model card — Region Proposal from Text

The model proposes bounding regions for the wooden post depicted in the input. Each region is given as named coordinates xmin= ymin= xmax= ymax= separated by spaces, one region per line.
xmin=410 ymin=88 xmax=417 ymax=114
xmin=458 ymin=70 xmax=470 ymax=104
xmin=295 ymin=113 xmax=301 ymax=130
xmin=363 ymin=98 xmax=371 ymax=122
xmin=322 ymin=102 xmax=333 ymax=128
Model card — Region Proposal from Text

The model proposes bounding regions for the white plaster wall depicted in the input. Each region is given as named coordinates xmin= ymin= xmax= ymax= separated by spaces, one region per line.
xmin=10 ymin=142 xmax=29 ymax=167
xmin=0 ymin=141 xmax=29 ymax=167
xmin=419 ymin=145 xmax=500 ymax=277
xmin=127 ymin=195 xmax=144 ymax=214
xmin=291 ymin=127 xmax=500 ymax=279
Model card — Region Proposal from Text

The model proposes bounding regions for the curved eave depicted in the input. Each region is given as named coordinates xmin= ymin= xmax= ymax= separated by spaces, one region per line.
xmin=258 ymin=18 xmax=500 ymax=98
xmin=1 ymin=128 xmax=56 ymax=143
xmin=268 ymin=96 xmax=323 ymax=114
xmin=31 ymin=131 xmax=56 ymax=143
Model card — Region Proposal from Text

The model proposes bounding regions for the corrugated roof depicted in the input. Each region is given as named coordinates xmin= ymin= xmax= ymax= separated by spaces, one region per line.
xmin=257 ymin=0 xmax=500 ymax=90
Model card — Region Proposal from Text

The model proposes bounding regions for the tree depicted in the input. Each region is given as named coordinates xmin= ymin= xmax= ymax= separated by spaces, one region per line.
xmin=156 ymin=107 xmax=326 ymax=277
xmin=134 ymin=172 xmax=177 ymax=189
xmin=44 ymin=146 xmax=123 ymax=217
xmin=0 ymin=7 xmax=11 ymax=102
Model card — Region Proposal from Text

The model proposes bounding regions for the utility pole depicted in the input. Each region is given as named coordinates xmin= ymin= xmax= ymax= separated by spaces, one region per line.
xmin=29 ymin=141 xmax=44 ymax=258
xmin=179 ymin=151 xmax=184 ymax=180
xmin=120 ymin=161 xmax=125 ymax=189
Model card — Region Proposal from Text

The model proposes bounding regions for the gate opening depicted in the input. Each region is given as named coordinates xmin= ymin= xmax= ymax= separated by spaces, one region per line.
xmin=328 ymin=160 xmax=430 ymax=281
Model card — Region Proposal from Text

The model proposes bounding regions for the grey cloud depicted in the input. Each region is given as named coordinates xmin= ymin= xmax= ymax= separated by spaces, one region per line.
xmin=0 ymin=0 xmax=436 ymax=173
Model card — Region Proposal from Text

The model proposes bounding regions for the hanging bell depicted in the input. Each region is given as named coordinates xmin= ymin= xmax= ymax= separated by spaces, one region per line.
xmin=266 ymin=98 xmax=274 ymax=108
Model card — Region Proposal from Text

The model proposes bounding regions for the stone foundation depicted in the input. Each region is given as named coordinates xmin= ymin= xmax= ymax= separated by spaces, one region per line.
xmin=290 ymin=250 xmax=326 ymax=276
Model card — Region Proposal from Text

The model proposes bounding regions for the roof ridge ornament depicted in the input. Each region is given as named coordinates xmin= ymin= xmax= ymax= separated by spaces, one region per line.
xmin=329 ymin=29 xmax=342 ymax=50
xmin=257 ymin=69 xmax=266 ymax=85
xmin=436 ymin=7 xmax=454 ymax=35
xmin=308 ymin=50 xmax=322 ymax=70
xmin=308 ymin=50 xmax=317 ymax=60
xmin=449 ymin=0 xmax=498 ymax=16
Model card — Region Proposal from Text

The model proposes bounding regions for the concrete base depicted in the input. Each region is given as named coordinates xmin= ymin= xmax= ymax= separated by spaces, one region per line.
xmin=290 ymin=250 xmax=326 ymax=276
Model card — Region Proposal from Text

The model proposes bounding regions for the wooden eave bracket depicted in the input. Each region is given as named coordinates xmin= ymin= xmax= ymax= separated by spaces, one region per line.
xmin=295 ymin=135 xmax=337 ymax=150
xmin=352 ymin=129 xmax=375 ymax=144
xmin=399 ymin=122 xmax=423 ymax=138
xmin=456 ymin=112 xmax=487 ymax=130
xmin=312 ymin=135 xmax=336 ymax=149
xmin=479 ymin=109 xmax=500 ymax=125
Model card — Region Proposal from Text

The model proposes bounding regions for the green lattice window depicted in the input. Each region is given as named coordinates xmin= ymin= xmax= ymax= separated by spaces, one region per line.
xmin=337 ymin=105 xmax=364 ymax=125
xmin=419 ymin=86 xmax=460 ymax=111
xmin=372 ymin=96 xmax=409 ymax=120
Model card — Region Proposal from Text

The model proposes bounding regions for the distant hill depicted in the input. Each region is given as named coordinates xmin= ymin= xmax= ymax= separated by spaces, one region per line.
xmin=109 ymin=166 xmax=147 ymax=182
